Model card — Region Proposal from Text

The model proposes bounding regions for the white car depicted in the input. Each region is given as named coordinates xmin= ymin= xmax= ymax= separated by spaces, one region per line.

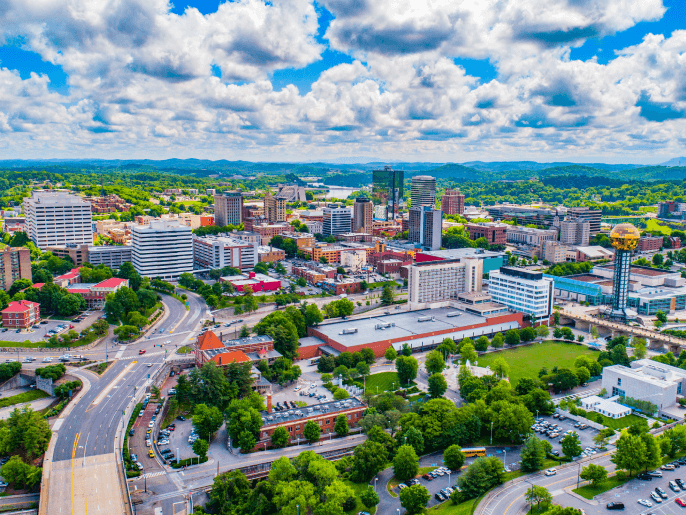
xmin=148 ymin=421 xmax=154 ymax=428
xmin=294 ymin=386 xmax=301 ymax=392
xmin=310 ymin=383 xmax=316 ymax=389
xmin=136 ymin=462 xmax=143 ymax=470
xmin=544 ymin=469 xmax=557 ymax=476
xmin=145 ymin=440 xmax=151 ymax=447
xmin=638 ymin=499 xmax=653 ymax=507
xmin=158 ymin=439 xmax=170 ymax=445
xmin=165 ymin=340 xmax=171 ymax=344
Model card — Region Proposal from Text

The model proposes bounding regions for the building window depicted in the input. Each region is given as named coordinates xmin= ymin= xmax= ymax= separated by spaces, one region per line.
xmin=617 ymin=378 xmax=621 ymax=386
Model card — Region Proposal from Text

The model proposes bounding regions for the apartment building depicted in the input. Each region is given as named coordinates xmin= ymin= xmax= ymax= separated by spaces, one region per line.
xmin=214 ymin=191 xmax=243 ymax=227
xmin=466 ymin=222 xmax=507 ymax=246
xmin=567 ymin=207 xmax=602 ymax=235
xmin=0 ymin=247 xmax=31 ymax=291
xmin=322 ymin=204 xmax=352 ymax=237
xmin=252 ymin=223 xmax=293 ymax=245
xmin=488 ymin=267 xmax=553 ymax=322
xmin=131 ymin=220 xmax=194 ymax=279
xmin=540 ymin=240 xmax=576 ymax=264
xmin=87 ymin=245 xmax=133 ymax=269
xmin=264 ymin=193 xmax=286 ymax=223
xmin=441 ymin=188 xmax=465 ymax=215
xmin=303 ymin=220 xmax=323 ymax=235
xmin=283 ymin=233 xmax=317 ymax=249
xmin=637 ymin=235 xmax=663 ymax=253
xmin=23 ymin=191 xmax=93 ymax=249
xmin=406 ymin=258 xmax=482 ymax=310
xmin=192 ymin=234 xmax=258 ymax=271
xmin=558 ymin=217 xmax=590 ymax=246
xmin=352 ymin=197 xmax=373 ymax=234
xmin=408 ymin=207 xmax=442 ymax=251
xmin=1 ymin=300 xmax=40 ymax=329
xmin=506 ymin=226 xmax=558 ymax=246
xmin=258 ymin=246 xmax=286 ymax=263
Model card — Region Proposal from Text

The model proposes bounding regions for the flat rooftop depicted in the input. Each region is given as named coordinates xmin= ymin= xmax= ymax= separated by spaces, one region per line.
xmin=313 ymin=307 xmax=489 ymax=348
xmin=261 ymin=397 xmax=365 ymax=427
xmin=597 ymin=264 xmax=674 ymax=277
xmin=568 ymin=274 xmax=605 ymax=283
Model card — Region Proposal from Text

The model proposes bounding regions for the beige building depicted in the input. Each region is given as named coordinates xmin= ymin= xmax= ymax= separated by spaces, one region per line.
xmin=506 ymin=226 xmax=558 ymax=246
xmin=353 ymin=197 xmax=373 ymax=234
xmin=558 ymin=217 xmax=590 ymax=246
xmin=540 ymin=240 xmax=577 ymax=264
xmin=0 ymin=247 xmax=31 ymax=291
xmin=340 ymin=249 xmax=367 ymax=271
xmin=214 ymin=192 xmax=243 ymax=227
xmin=264 ymin=193 xmax=286 ymax=223
xmin=258 ymin=246 xmax=286 ymax=263
xmin=283 ymin=233 xmax=316 ymax=249
xmin=406 ymin=258 xmax=482 ymax=310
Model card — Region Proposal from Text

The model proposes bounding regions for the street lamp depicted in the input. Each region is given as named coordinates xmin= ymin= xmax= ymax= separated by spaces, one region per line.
xmin=375 ymin=477 xmax=378 ymax=491
xmin=490 ymin=421 xmax=493 ymax=445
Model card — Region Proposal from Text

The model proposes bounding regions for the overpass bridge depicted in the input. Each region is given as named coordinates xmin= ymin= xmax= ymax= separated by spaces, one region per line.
xmin=558 ymin=308 xmax=686 ymax=354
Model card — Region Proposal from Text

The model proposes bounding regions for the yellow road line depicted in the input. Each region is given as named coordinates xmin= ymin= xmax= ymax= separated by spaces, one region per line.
xmin=72 ymin=433 xmax=80 ymax=515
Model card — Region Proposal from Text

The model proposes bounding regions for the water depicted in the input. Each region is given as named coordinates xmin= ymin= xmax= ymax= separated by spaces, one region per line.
xmin=325 ymin=186 xmax=359 ymax=199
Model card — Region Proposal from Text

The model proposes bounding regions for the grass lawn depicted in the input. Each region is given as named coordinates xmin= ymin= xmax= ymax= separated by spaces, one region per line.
xmin=645 ymin=219 xmax=672 ymax=235
xmin=573 ymin=474 xmax=629 ymax=500
xmin=0 ymin=389 xmax=49 ymax=409
xmin=174 ymin=200 xmax=204 ymax=207
xmin=176 ymin=346 xmax=193 ymax=355
xmin=365 ymin=371 xmax=415 ymax=394
xmin=343 ymin=480 xmax=377 ymax=515
xmin=475 ymin=341 xmax=595 ymax=385
xmin=574 ymin=408 xmax=644 ymax=430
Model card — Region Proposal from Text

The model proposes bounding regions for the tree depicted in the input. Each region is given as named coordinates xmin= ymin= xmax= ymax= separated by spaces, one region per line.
xmin=193 ymin=438 xmax=209 ymax=460
xmin=593 ymin=428 xmax=614 ymax=449
xmin=491 ymin=357 xmax=509 ymax=379
xmin=443 ymin=445 xmax=465 ymax=470
xmin=255 ymin=311 xmax=300 ymax=360
xmin=193 ymin=404 xmax=224 ymax=439
xmin=334 ymin=389 xmax=349 ymax=400
xmin=560 ymin=431 xmax=582 ymax=458
xmin=428 ymin=373 xmax=448 ymax=398
xmin=381 ymin=284 xmax=396 ymax=305
xmin=271 ymin=426 xmax=289 ymax=448
xmin=402 ymin=426 xmax=424 ymax=455
xmin=303 ymin=420 xmax=321 ymax=443
xmin=334 ymin=414 xmax=349 ymax=437
xmin=425 ymin=350 xmax=446 ymax=375
xmin=360 ymin=488 xmax=380 ymax=510
xmin=612 ymin=433 xmax=647 ymax=476
xmin=520 ymin=326 xmax=536 ymax=343
xmin=525 ymin=485 xmax=552 ymax=512
xmin=458 ymin=456 xmax=505 ymax=499
xmin=396 ymin=355 xmax=419 ymax=386
xmin=491 ymin=332 xmax=504 ymax=349
xmin=475 ymin=335 xmax=490 ymax=352
xmin=274 ymin=479 xmax=319 ymax=515
xmin=590 ymin=325 xmax=599 ymax=339
xmin=237 ymin=430 xmax=256 ymax=452
xmin=460 ymin=343 xmax=478 ymax=364
xmin=385 ymin=347 xmax=398 ymax=362
xmin=536 ymin=325 xmax=549 ymax=340
xmin=633 ymin=338 xmax=647 ymax=360
xmin=575 ymin=367 xmax=591 ymax=385
xmin=520 ymin=435 xmax=546 ymax=472
xmin=505 ymin=329 xmax=520 ymax=347
xmin=580 ymin=463 xmax=608 ymax=487
xmin=0 ymin=456 xmax=41 ymax=489
xmin=399 ymin=484 xmax=430 ymax=515
xmin=350 ymin=441 xmax=389 ymax=482
xmin=393 ymin=444 xmax=419 ymax=481
xmin=401 ymin=343 xmax=412 ymax=356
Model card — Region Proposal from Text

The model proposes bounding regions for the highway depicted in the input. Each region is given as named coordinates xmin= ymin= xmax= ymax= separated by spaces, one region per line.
xmin=37 ymin=291 xmax=209 ymax=515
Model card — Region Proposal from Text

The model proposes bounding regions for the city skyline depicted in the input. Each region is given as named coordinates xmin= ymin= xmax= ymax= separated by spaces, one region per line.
xmin=0 ymin=0 xmax=684 ymax=162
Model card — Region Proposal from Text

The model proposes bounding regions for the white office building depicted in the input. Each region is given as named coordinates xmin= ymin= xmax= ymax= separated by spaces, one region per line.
xmin=410 ymin=176 xmax=436 ymax=208
xmin=407 ymin=258 xmax=482 ymax=310
xmin=192 ymin=235 xmax=258 ymax=271
xmin=87 ymin=245 xmax=132 ymax=269
xmin=23 ymin=191 xmax=93 ymax=249
xmin=131 ymin=220 xmax=193 ymax=279
xmin=579 ymin=395 xmax=632 ymax=419
xmin=488 ymin=267 xmax=553 ymax=322
xmin=322 ymin=204 xmax=352 ymax=237
xmin=601 ymin=359 xmax=686 ymax=415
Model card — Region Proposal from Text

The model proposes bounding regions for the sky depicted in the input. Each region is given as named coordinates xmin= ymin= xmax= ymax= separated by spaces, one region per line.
xmin=0 ymin=0 xmax=685 ymax=163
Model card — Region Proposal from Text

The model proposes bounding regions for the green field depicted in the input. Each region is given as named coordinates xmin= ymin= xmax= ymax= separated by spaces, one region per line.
xmin=644 ymin=219 xmax=672 ymax=235
xmin=174 ymin=200 xmax=204 ymax=207
xmin=365 ymin=371 xmax=415 ymax=394
xmin=573 ymin=474 xmax=629 ymax=500
xmin=176 ymin=346 xmax=193 ymax=354
xmin=0 ymin=389 xmax=49 ymax=409
xmin=474 ymin=341 xmax=595 ymax=386
xmin=574 ymin=409 xmax=644 ymax=430
xmin=343 ymin=480 xmax=378 ymax=514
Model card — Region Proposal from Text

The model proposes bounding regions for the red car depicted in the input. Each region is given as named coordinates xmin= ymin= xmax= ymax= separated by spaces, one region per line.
xmin=139 ymin=349 xmax=146 ymax=355
xmin=675 ymin=498 xmax=686 ymax=507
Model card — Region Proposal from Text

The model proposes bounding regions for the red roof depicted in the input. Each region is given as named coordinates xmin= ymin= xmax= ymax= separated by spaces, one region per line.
xmin=211 ymin=350 xmax=250 ymax=366
xmin=2 ymin=300 xmax=39 ymax=314
xmin=197 ymin=331 xmax=223 ymax=351
xmin=94 ymin=277 xmax=129 ymax=289
xmin=56 ymin=267 xmax=82 ymax=280
xmin=31 ymin=283 xmax=45 ymax=290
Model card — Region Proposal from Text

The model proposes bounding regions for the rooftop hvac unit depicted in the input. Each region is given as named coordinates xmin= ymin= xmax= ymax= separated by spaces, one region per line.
xmin=446 ymin=312 xmax=461 ymax=317
xmin=375 ymin=322 xmax=396 ymax=330
xmin=417 ymin=316 xmax=435 ymax=322
xmin=340 ymin=328 xmax=358 ymax=335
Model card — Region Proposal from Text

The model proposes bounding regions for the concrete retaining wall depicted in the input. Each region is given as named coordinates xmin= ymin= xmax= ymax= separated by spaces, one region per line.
xmin=0 ymin=372 xmax=35 ymax=393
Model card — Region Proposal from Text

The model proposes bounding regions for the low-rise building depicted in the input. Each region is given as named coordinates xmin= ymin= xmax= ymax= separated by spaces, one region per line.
xmin=575 ymin=246 xmax=614 ymax=262
xmin=87 ymin=245 xmax=133 ymax=269
xmin=320 ymin=278 xmax=362 ymax=295
xmin=579 ymin=395 xmax=632 ymax=419
xmin=506 ymin=225 xmax=558 ymax=246
xmin=195 ymin=332 xmax=281 ymax=367
xmin=54 ymin=267 xmax=83 ymax=288
xmin=258 ymin=246 xmax=285 ymax=263
xmin=1 ymin=300 xmax=40 ymax=329
xmin=637 ymin=235 xmax=663 ymax=253
xmin=67 ymin=277 xmax=129 ymax=309
xmin=219 ymin=272 xmax=281 ymax=292
xmin=467 ymin=222 xmax=507 ymax=246
xmin=340 ymin=249 xmax=367 ymax=271
xmin=283 ymin=233 xmax=316 ymax=249
xmin=540 ymin=240 xmax=576 ymax=264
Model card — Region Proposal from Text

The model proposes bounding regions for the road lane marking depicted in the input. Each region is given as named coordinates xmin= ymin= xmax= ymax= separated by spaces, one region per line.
xmin=86 ymin=362 xmax=137 ymax=411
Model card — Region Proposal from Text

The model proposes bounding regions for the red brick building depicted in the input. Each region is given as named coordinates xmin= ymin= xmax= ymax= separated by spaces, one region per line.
xmin=320 ymin=279 xmax=362 ymax=295
xmin=256 ymin=395 xmax=366 ymax=449
xmin=195 ymin=332 xmax=281 ymax=367
xmin=637 ymin=235 xmax=663 ymax=252
xmin=670 ymin=236 xmax=682 ymax=249
xmin=467 ymin=223 xmax=507 ymax=245
xmin=2 ymin=300 xmax=40 ymax=329
xmin=441 ymin=188 xmax=465 ymax=215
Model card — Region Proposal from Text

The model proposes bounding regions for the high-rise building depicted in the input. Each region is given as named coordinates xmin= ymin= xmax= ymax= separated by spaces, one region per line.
xmin=353 ymin=197 xmax=373 ymax=234
xmin=132 ymin=220 xmax=193 ymax=279
xmin=407 ymin=257 xmax=482 ymax=310
xmin=23 ymin=191 xmax=93 ymax=249
xmin=0 ymin=247 xmax=31 ymax=292
xmin=410 ymin=176 xmax=436 ymax=208
xmin=608 ymin=224 xmax=640 ymax=321
xmin=87 ymin=245 xmax=133 ymax=269
xmin=441 ymin=188 xmax=465 ymax=215
xmin=372 ymin=166 xmax=404 ymax=221
xmin=488 ymin=267 xmax=553 ymax=323
xmin=567 ymin=207 xmax=602 ymax=236
xmin=559 ymin=217 xmax=590 ymax=246
xmin=408 ymin=206 xmax=442 ymax=251
xmin=322 ymin=204 xmax=352 ymax=237
xmin=214 ymin=192 xmax=243 ymax=227
xmin=264 ymin=193 xmax=286 ymax=223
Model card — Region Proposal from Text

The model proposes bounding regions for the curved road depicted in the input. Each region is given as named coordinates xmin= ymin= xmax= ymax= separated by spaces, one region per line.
xmin=40 ymin=291 xmax=209 ymax=515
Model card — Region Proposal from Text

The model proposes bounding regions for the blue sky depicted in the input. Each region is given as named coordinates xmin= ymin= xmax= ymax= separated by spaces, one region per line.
xmin=0 ymin=0 xmax=684 ymax=162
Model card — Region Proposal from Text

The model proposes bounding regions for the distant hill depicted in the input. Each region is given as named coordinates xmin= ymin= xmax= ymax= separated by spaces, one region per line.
xmin=661 ymin=157 xmax=686 ymax=167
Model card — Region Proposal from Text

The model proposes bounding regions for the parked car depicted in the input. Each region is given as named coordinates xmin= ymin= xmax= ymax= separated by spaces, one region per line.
xmin=637 ymin=499 xmax=652 ymax=508
xmin=670 ymin=480 xmax=681 ymax=492
xmin=606 ymin=502 xmax=624 ymax=510
xmin=148 ymin=450 xmax=155 ymax=458
xmin=676 ymin=498 xmax=686 ymax=507
xmin=650 ymin=492 xmax=662 ymax=503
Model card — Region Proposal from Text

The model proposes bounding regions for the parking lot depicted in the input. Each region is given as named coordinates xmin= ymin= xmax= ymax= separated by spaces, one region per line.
xmin=270 ymin=379 xmax=334 ymax=408
xmin=532 ymin=414 xmax=600 ymax=457
xmin=595 ymin=462 xmax=686 ymax=514
xmin=129 ymin=398 xmax=164 ymax=475
xmin=0 ymin=320 xmax=71 ymax=343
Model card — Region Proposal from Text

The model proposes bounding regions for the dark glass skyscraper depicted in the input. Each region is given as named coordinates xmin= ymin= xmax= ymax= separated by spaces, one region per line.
xmin=372 ymin=166 xmax=404 ymax=221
